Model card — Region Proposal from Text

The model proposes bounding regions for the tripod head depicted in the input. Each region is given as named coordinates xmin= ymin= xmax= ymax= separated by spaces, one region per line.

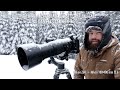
xmin=45 ymin=35 xmax=79 ymax=79
xmin=48 ymin=56 xmax=72 ymax=79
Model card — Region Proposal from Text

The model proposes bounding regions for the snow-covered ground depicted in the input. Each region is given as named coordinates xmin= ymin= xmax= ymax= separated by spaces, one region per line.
xmin=0 ymin=55 xmax=75 ymax=79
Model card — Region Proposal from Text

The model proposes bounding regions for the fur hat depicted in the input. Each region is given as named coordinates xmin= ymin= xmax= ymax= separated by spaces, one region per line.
xmin=84 ymin=16 xmax=112 ymax=54
xmin=85 ymin=26 xmax=102 ymax=32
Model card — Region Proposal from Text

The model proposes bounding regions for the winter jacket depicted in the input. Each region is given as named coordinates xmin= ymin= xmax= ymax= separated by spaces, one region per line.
xmin=74 ymin=34 xmax=120 ymax=79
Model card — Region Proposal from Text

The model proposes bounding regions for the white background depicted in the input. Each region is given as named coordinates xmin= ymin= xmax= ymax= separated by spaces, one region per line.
xmin=0 ymin=55 xmax=75 ymax=79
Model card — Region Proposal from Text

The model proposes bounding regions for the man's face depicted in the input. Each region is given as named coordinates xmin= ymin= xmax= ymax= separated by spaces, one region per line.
xmin=88 ymin=29 xmax=103 ymax=50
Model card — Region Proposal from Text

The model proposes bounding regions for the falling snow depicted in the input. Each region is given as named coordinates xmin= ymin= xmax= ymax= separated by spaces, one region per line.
xmin=0 ymin=11 xmax=120 ymax=79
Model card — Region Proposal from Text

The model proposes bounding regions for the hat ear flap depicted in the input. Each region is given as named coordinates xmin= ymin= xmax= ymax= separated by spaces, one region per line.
xmin=84 ymin=32 xmax=89 ymax=50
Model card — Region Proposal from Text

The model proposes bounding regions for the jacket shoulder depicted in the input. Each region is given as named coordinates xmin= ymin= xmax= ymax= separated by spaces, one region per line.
xmin=111 ymin=42 xmax=120 ymax=57
xmin=79 ymin=44 xmax=87 ymax=56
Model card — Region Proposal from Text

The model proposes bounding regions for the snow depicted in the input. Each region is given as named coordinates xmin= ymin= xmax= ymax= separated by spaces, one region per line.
xmin=50 ymin=38 xmax=71 ymax=45
xmin=18 ymin=43 xmax=38 ymax=51
xmin=0 ymin=55 xmax=75 ymax=79
xmin=17 ymin=38 xmax=71 ymax=51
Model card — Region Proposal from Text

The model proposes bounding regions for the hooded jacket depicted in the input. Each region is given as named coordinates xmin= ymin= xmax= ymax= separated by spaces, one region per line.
xmin=84 ymin=16 xmax=111 ymax=55
xmin=74 ymin=34 xmax=120 ymax=79
xmin=74 ymin=16 xmax=120 ymax=79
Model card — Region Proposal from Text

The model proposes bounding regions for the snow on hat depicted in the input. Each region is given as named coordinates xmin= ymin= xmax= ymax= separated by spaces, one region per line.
xmin=85 ymin=26 xmax=102 ymax=32
xmin=84 ymin=16 xmax=112 ymax=55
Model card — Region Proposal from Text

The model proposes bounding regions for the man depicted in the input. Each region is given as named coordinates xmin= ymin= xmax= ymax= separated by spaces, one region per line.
xmin=74 ymin=16 xmax=120 ymax=79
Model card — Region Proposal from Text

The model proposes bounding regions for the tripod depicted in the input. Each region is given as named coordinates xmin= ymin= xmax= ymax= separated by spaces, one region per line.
xmin=48 ymin=56 xmax=72 ymax=79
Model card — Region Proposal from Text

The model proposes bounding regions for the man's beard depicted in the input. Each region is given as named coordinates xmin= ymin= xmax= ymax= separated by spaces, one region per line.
xmin=88 ymin=39 xmax=101 ymax=51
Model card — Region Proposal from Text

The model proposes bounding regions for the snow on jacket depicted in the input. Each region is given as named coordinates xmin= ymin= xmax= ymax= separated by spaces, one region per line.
xmin=74 ymin=34 xmax=120 ymax=79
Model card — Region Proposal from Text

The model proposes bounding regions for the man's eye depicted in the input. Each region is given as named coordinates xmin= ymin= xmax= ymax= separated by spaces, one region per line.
xmin=97 ymin=32 xmax=102 ymax=34
xmin=89 ymin=32 xmax=93 ymax=34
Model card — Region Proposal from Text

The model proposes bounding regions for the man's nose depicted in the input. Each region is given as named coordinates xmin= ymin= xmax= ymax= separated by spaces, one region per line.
xmin=91 ymin=33 xmax=97 ymax=39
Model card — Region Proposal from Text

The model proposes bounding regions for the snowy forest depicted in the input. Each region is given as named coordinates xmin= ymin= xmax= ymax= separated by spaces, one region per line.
xmin=0 ymin=11 xmax=120 ymax=56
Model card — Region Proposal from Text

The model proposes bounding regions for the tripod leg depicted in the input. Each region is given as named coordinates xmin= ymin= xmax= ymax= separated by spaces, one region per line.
xmin=66 ymin=72 xmax=72 ymax=79
xmin=53 ymin=68 xmax=60 ymax=79
xmin=53 ymin=73 xmax=60 ymax=79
